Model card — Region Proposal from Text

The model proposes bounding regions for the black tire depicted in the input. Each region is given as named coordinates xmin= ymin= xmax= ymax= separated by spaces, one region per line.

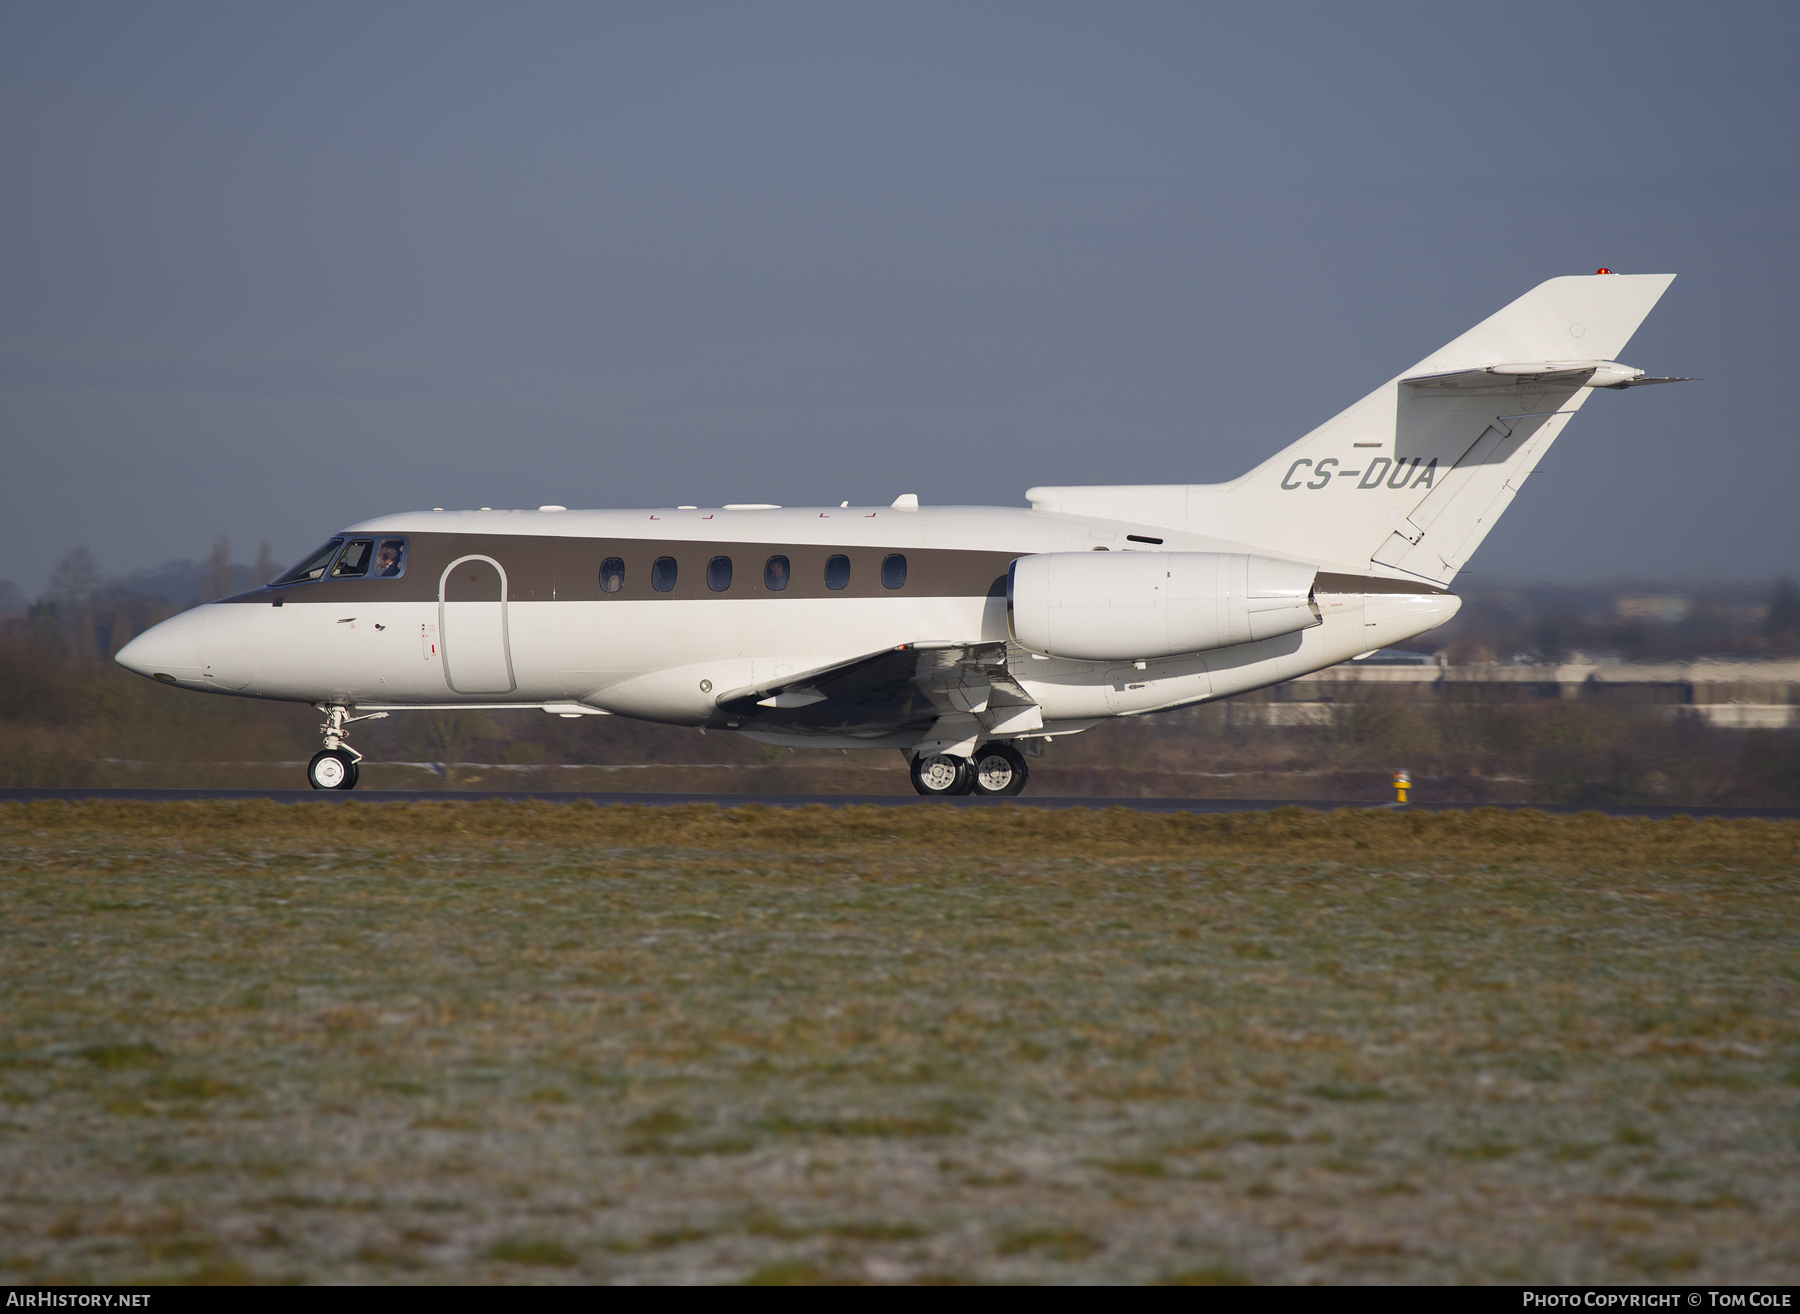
xmin=969 ymin=743 xmax=1029 ymax=796
xmin=308 ymin=748 xmax=358 ymax=791
xmin=910 ymin=753 xmax=970 ymax=797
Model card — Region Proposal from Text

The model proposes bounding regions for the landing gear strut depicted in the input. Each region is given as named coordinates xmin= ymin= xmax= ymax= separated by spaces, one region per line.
xmin=307 ymin=703 xmax=387 ymax=791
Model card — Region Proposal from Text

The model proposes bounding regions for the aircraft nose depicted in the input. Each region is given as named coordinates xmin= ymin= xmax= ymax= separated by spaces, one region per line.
xmin=115 ymin=609 xmax=205 ymax=685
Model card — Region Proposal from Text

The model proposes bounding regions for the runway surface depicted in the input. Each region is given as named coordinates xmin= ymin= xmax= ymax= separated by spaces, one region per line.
xmin=2 ymin=788 xmax=1797 ymax=820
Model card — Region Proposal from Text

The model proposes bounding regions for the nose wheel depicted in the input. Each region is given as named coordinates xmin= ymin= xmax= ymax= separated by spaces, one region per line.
xmin=307 ymin=702 xmax=385 ymax=791
xmin=308 ymin=748 xmax=360 ymax=791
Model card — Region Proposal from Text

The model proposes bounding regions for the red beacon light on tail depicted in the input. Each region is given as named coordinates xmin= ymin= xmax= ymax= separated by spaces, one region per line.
xmin=1595 ymin=268 xmax=1614 ymax=275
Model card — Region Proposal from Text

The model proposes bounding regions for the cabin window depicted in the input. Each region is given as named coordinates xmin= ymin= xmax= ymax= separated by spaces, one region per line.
xmin=707 ymin=556 xmax=733 ymax=592
xmin=599 ymin=557 xmax=624 ymax=593
xmin=652 ymin=556 xmax=678 ymax=592
xmin=330 ymin=539 xmax=375 ymax=578
xmin=764 ymin=555 xmax=790 ymax=592
xmin=271 ymin=538 xmax=345 ymax=586
xmin=373 ymin=539 xmax=406 ymax=578
xmin=881 ymin=554 xmax=907 ymax=590
xmin=824 ymin=554 xmax=851 ymax=591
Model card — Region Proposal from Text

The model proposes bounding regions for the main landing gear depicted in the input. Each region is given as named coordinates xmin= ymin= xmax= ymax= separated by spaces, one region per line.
xmin=307 ymin=703 xmax=387 ymax=791
xmin=909 ymin=742 xmax=1030 ymax=798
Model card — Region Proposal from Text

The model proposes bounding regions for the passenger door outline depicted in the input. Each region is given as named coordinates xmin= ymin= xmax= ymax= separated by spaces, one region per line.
xmin=438 ymin=555 xmax=516 ymax=694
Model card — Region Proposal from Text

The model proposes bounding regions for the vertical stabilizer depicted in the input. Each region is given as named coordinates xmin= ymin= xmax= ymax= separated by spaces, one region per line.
xmin=1026 ymin=273 xmax=1677 ymax=582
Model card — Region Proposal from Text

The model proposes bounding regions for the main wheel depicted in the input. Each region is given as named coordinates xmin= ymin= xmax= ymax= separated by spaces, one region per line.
xmin=910 ymin=753 xmax=970 ymax=797
xmin=969 ymin=743 xmax=1030 ymax=796
xmin=308 ymin=748 xmax=359 ymax=790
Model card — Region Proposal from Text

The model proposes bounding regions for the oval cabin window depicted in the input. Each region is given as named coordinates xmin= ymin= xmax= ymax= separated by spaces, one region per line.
xmin=707 ymin=556 xmax=733 ymax=592
xmin=881 ymin=554 xmax=907 ymax=590
xmin=651 ymin=557 xmax=678 ymax=593
xmin=764 ymin=556 xmax=790 ymax=592
xmin=824 ymin=554 xmax=851 ymax=591
xmin=599 ymin=557 xmax=624 ymax=593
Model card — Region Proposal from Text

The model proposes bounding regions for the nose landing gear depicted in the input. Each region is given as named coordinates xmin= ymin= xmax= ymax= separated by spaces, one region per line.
xmin=307 ymin=703 xmax=387 ymax=791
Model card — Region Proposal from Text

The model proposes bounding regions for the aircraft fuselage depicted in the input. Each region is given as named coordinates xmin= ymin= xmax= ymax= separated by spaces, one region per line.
xmin=119 ymin=503 xmax=1457 ymax=749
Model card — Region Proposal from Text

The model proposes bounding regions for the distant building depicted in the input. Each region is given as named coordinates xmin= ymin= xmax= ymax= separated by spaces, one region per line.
xmin=1616 ymin=595 xmax=1690 ymax=624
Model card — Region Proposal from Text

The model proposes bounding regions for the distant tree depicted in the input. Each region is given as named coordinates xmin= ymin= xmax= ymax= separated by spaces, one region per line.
xmin=255 ymin=539 xmax=278 ymax=587
xmin=1765 ymin=578 xmax=1800 ymax=639
xmin=106 ymin=605 xmax=135 ymax=657
xmin=1533 ymin=620 xmax=1565 ymax=664
xmin=202 ymin=534 xmax=232 ymax=602
xmin=47 ymin=547 xmax=103 ymax=604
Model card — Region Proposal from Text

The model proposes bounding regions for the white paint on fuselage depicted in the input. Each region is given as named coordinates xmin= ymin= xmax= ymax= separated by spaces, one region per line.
xmin=116 ymin=504 xmax=1459 ymax=742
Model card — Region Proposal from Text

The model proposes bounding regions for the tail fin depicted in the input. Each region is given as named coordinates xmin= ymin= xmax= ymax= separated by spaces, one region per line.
xmin=1027 ymin=273 xmax=1678 ymax=583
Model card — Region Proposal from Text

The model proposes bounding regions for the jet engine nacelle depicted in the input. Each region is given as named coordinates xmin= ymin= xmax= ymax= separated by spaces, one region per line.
xmin=1007 ymin=551 xmax=1321 ymax=661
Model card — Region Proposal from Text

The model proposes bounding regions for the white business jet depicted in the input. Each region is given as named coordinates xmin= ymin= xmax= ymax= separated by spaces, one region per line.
xmin=117 ymin=272 xmax=1684 ymax=795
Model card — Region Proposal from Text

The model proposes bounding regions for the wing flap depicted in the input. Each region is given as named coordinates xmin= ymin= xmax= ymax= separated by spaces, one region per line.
xmin=715 ymin=640 xmax=1036 ymax=740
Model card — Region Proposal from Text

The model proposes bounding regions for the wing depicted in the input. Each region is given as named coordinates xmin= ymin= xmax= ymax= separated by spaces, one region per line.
xmin=714 ymin=640 xmax=1043 ymax=750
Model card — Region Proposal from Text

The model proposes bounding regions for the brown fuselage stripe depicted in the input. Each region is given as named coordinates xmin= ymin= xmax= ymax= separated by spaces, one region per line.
xmin=226 ymin=534 xmax=1020 ymax=605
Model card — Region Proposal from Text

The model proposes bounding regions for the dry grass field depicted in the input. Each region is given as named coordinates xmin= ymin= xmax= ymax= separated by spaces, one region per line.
xmin=2 ymin=801 xmax=1798 ymax=1285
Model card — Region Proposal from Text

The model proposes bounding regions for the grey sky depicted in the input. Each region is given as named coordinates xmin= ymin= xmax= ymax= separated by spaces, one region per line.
xmin=3 ymin=2 xmax=1795 ymax=596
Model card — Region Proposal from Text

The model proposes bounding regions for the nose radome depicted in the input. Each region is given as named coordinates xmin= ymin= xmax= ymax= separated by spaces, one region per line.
xmin=115 ymin=609 xmax=205 ymax=685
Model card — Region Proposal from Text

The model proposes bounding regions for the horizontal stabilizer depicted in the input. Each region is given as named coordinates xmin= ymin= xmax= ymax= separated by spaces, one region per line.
xmin=1404 ymin=361 xmax=1689 ymax=391
xmin=1594 ymin=375 xmax=1693 ymax=390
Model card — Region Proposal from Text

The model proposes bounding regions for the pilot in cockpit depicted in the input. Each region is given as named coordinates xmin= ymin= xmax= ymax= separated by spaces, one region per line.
xmin=374 ymin=540 xmax=405 ymax=577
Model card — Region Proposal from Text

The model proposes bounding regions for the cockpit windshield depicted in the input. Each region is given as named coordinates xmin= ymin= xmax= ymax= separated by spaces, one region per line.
xmin=269 ymin=536 xmax=408 ymax=586
xmin=270 ymin=539 xmax=345 ymax=586
xmin=331 ymin=539 xmax=374 ymax=578
xmin=329 ymin=538 xmax=408 ymax=578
